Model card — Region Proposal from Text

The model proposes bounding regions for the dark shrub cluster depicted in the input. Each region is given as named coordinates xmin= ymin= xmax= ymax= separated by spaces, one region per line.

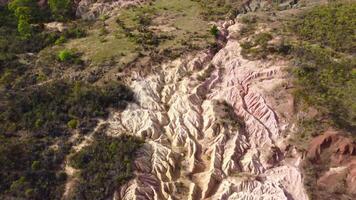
xmin=0 ymin=135 xmax=70 ymax=199
xmin=0 ymin=81 xmax=134 ymax=135
xmin=70 ymin=134 xmax=142 ymax=200
xmin=290 ymin=3 xmax=356 ymax=133
xmin=293 ymin=44 xmax=356 ymax=132
xmin=293 ymin=3 xmax=356 ymax=53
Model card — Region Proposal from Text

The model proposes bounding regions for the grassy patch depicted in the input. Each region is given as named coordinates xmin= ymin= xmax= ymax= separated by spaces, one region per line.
xmin=69 ymin=134 xmax=142 ymax=200
xmin=66 ymin=0 xmax=227 ymax=65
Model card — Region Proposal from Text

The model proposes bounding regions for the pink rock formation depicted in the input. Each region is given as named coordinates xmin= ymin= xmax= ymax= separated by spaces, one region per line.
xmin=104 ymin=18 xmax=308 ymax=200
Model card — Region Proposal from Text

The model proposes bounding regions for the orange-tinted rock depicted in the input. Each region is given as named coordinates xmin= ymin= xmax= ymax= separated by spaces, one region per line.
xmin=307 ymin=130 xmax=356 ymax=197
xmin=307 ymin=130 xmax=356 ymax=164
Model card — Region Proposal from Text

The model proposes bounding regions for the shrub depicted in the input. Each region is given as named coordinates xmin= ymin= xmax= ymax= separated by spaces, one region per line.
xmin=57 ymin=49 xmax=74 ymax=62
xmin=240 ymin=15 xmax=257 ymax=24
xmin=55 ymin=35 xmax=66 ymax=45
xmin=8 ymin=0 xmax=38 ymax=20
xmin=31 ymin=161 xmax=41 ymax=170
xmin=240 ymin=32 xmax=273 ymax=59
xmin=254 ymin=32 xmax=273 ymax=48
xmin=64 ymin=27 xmax=86 ymax=38
xmin=0 ymin=136 xmax=69 ymax=199
xmin=67 ymin=119 xmax=78 ymax=129
xmin=290 ymin=3 xmax=356 ymax=133
xmin=17 ymin=17 xmax=32 ymax=39
xmin=210 ymin=25 xmax=219 ymax=38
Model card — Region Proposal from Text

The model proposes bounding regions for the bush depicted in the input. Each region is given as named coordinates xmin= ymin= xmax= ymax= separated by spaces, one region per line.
xmin=210 ymin=25 xmax=219 ymax=38
xmin=70 ymin=134 xmax=142 ymax=200
xmin=254 ymin=32 xmax=273 ymax=48
xmin=55 ymin=35 xmax=66 ymax=45
xmin=290 ymin=3 xmax=356 ymax=133
xmin=64 ymin=27 xmax=86 ymax=38
xmin=31 ymin=161 xmax=41 ymax=170
xmin=57 ymin=49 xmax=74 ymax=62
xmin=17 ymin=17 xmax=32 ymax=39
xmin=67 ymin=119 xmax=78 ymax=129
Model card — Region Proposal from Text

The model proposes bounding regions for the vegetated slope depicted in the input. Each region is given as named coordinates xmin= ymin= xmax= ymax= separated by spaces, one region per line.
xmin=0 ymin=0 xmax=355 ymax=200
xmin=287 ymin=2 xmax=356 ymax=199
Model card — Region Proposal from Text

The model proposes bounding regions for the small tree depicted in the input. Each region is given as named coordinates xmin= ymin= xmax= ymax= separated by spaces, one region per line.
xmin=31 ymin=161 xmax=41 ymax=170
xmin=210 ymin=25 xmax=219 ymax=38
xmin=48 ymin=0 xmax=72 ymax=21
xmin=58 ymin=50 xmax=73 ymax=62
xmin=8 ymin=0 xmax=36 ymax=39
xmin=67 ymin=119 xmax=78 ymax=129
xmin=17 ymin=17 xmax=32 ymax=39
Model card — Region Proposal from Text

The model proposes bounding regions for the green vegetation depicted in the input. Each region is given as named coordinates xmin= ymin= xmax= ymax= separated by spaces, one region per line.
xmin=293 ymin=3 xmax=356 ymax=53
xmin=293 ymin=44 xmax=356 ymax=132
xmin=70 ymin=134 xmax=142 ymax=200
xmin=58 ymin=49 xmax=74 ymax=62
xmin=17 ymin=17 xmax=32 ymax=39
xmin=8 ymin=0 xmax=44 ymax=39
xmin=67 ymin=119 xmax=79 ymax=129
xmin=220 ymin=101 xmax=246 ymax=132
xmin=0 ymin=81 xmax=134 ymax=134
xmin=240 ymin=32 xmax=274 ymax=59
xmin=68 ymin=0 xmax=242 ymax=65
xmin=48 ymin=0 xmax=72 ymax=21
xmin=237 ymin=14 xmax=258 ymax=38
xmin=192 ymin=0 xmax=241 ymax=20
xmin=290 ymin=3 xmax=356 ymax=133
xmin=210 ymin=25 xmax=219 ymax=38
xmin=0 ymin=135 xmax=69 ymax=199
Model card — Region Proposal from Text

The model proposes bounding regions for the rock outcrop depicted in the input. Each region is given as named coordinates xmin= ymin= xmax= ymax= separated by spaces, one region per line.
xmin=307 ymin=130 xmax=356 ymax=196
xmin=104 ymin=18 xmax=308 ymax=200
xmin=75 ymin=0 xmax=147 ymax=20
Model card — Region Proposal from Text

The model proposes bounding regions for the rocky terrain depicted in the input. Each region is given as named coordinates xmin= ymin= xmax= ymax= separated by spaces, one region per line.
xmin=0 ymin=0 xmax=355 ymax=200
xmin=98 ymin=18 xmax=308 ymax=199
